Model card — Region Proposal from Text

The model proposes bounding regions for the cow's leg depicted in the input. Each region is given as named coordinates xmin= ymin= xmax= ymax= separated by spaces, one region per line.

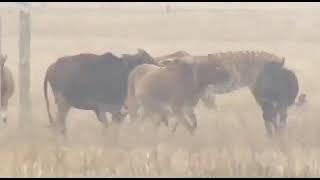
xmin=0 ymin=99 xmax=8 ymax=124
xmin=263 ymin=115 xmax=274 ymax=137
xmin=127 ymin=95 xmax=140 ymax=122
xmin=279 ymin=110 xmax=287 ymax=127
xmin=94 ymin=109 xmax=109 ymax=128
xmin=275 ymin=107 xmax=288 ymax=136
xmin=170 ymin=107 xmax=197 ymax=134
xmin=156 ymin=113 xmax=169 ymax=128
xmin=171 ymin=121 xmax=179 ymax=134
xmin=171 ymin=106 xmax=194 ymax=135
xmin=201 ymin=92 xmax=217 ymax=110
xmin=138 ymin=105 xmax=149 ymax=121
xmin=138 ymin=108 xmax=153 ymax=133
xmin=250 ymin=87 xmax=277 ymax=138
xmin=55 ymin=94 xmax=71 ymax=137
xmin=128 ymin=105 xmax=139 ymax=121
xmin=112 ymin=111 xmax=126 ymax=123
xmin=185 ymin=106 xmax=197 ymax=131
xmin=110 ymin=111 xmax=126 ymax=145
xmin=154 ymin=107 xmax=171 ymax=128
xmin=261 ymin=102 xmax=278 ymax=137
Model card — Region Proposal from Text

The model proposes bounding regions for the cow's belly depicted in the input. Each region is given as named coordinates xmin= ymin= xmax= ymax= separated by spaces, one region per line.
xmin=63 ymin=83 xmax=127 ymax=109
xmin=67 ymin=97 xmax=124 ymax=113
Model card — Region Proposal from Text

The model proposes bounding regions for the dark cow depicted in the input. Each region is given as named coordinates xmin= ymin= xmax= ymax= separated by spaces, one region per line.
xmin=0 ymin=54 xmax=14 ymax=124
xmin=44 ymin=49 xmax=158 ymax=136
xmin=251 ymin=62 xmax=299 ymax=137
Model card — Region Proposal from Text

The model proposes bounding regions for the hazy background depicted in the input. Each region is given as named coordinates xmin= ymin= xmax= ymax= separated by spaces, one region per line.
xmin=0 ymin=2 xmax=319 ymax=177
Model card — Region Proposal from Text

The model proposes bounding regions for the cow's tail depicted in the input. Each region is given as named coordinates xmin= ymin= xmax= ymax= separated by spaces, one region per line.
xmin=43 ymin=67 xmax=54 ymax=126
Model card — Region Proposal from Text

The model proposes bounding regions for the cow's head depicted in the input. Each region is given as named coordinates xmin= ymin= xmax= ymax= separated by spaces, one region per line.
xmin=136 ymin=48 xmax=158 ymax=65
xmin=122 ymin=49 xmax=159 ymax=69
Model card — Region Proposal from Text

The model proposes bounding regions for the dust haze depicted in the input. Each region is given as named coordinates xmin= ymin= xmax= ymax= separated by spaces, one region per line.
xmin=0 ymin=3 xmax=319 ymax=177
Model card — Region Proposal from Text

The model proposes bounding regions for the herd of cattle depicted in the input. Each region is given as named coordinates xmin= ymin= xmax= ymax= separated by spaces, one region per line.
xmin=0 ymin=49 xmax=307 ymax=139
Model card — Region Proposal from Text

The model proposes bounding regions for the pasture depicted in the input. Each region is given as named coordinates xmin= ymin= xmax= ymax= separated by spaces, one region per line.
xmin=0 ymin=5 xmax=319 ymax=177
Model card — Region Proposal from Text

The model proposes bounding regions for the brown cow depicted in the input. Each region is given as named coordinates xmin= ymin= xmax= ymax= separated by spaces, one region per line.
xmin=154 ymin=51 xmax=221 ymax=109
xmin=44 ymin=49 xmax=158 ymax=136
xmin=0 ymin=54 xmax=14 ymax=124
xmin=126 ymin=55 xmax=230 ymax=135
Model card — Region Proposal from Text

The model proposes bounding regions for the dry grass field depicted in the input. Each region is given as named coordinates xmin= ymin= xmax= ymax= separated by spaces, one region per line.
xmin=0 ymin=5 xmax=319 ymax=177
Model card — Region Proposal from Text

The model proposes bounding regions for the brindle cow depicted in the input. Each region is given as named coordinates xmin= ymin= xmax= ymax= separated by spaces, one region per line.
xmin=126 ymin=56 xmax=230 ymax=134
xmin=0 ymin=54 xmax=14 ymax=124
xmin=43 ymin=49 xmax=158 ymax=136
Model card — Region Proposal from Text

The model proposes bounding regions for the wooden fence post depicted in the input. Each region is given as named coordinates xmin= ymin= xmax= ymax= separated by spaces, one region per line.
xmin=0 ymin=16 xmax=2 ymax=117
xmin=0 ymin=16 xmax=2 ymax=54
xmin=19 ymin=10 xmax=31 ymax=129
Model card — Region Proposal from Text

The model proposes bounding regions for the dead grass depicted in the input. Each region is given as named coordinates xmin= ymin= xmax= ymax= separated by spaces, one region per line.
xmin=0 ymin=5 xmax=319 ymax=177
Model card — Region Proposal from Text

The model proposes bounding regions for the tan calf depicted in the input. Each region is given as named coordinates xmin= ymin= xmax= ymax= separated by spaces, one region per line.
xmin=126 ymin=56 xmax=230 ymax=134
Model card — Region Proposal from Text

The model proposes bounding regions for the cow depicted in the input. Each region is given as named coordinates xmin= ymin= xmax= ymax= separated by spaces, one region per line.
xmin=0 ymin=54 xmax=14 ymax=124
xmin=155 ymin=51 xmax=286 ymax=111
xmin=126 ymin=55 xmax=231 ymax=135
xmin=251 ymin=61 xmax=299 ymax=137
xmin=152 ymin=50 xmax=297 ymax=136
xmin=43 ymin=49 xmax=159 ymax=136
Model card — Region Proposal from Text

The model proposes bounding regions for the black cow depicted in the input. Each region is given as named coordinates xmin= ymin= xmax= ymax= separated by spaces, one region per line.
xmin=43 ymin=49 xmax=158 ymax=136
xmin=251 ymin=62 xmax=299 ymax=137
